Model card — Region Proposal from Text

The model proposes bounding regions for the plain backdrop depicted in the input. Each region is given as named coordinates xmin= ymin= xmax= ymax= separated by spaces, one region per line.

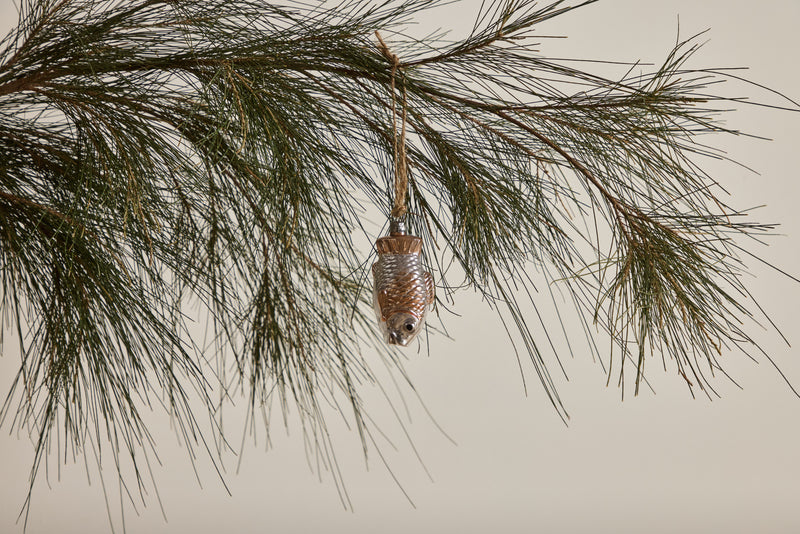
xmin=1 ymin=1 xmax=800 ymax=533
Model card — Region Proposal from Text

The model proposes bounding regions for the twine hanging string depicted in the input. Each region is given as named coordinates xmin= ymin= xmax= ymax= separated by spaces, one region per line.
xmin=375 ymin=32 xmax=409 ymax=221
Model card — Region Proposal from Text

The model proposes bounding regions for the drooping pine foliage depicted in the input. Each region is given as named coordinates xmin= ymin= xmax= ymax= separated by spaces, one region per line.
xmin=0 ymin=0 xmax=796 ymax=522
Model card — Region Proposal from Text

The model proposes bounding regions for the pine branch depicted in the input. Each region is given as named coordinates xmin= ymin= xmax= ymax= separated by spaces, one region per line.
xmin=0 ymin=0 xmax=797 ymax=524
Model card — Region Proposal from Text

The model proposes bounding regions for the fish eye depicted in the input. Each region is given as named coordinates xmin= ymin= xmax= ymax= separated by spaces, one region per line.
xmin=404 ymin=322 xmax=414 ymax=332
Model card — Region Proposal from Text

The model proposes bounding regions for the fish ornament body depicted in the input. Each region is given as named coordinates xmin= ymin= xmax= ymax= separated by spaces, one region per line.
xmin=372 ymin=221 xmax=434 ymax=346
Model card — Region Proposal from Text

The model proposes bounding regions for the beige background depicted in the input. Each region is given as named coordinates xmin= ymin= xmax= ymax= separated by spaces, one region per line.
xmin=1 ymin=1 xmax=800 ymax=532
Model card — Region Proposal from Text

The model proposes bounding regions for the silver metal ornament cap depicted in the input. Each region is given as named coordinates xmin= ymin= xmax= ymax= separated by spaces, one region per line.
xmin=389 ymin=217 xmax=406 ymax=236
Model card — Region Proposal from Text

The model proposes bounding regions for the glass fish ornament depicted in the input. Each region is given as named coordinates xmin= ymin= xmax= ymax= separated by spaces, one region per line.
xmin=372 ymin=220 xmax=435 ymax=346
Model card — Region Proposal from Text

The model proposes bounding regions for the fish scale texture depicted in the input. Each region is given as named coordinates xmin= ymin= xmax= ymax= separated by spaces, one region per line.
xmin=372 ymin=234 xmax=433 ymax=321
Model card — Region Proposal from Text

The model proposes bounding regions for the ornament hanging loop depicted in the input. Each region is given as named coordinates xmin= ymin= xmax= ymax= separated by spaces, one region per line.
xmin=375 ymin=31 xmax=409 ymax=222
